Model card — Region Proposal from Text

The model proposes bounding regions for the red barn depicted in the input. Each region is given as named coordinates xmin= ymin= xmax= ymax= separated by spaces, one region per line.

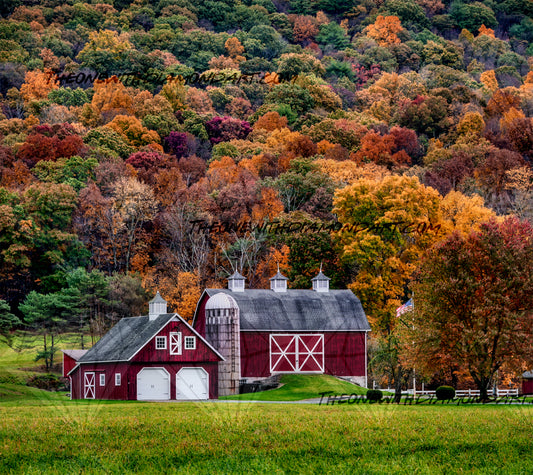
xmin=62 ymin=349 xmax=87 ymax=378
xmin=68 ymin=293 xmax=224 ymax=400
xmin=193 ymin=269 xmax=370 ymax=396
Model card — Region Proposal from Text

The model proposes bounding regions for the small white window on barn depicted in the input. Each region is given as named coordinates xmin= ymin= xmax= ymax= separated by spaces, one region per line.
xmin=115 ymin=373 xmax=121 ymax=386
xmin=185 ymin=336 xmax=196 ymax=350
xmin=99 ymin=374 xmax=105 ymax=386
xmin=156 ymin=336 xmax=167 ymax=350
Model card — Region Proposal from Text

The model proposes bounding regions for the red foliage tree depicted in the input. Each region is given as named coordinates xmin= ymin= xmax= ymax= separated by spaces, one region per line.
xmin=17 ymin=123 xmax=86 ymax=167
xmin=424 ymin=152 xmax=475 ymax=196
xmin=408 ymin=217 xmax=533 ymax=401
xmin=205 ymin=116 xmax=252 ymax=145
xmin=126 ymin=150 xmax=172 ymax=184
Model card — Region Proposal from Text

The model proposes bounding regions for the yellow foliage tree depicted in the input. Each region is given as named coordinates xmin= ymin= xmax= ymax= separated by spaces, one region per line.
xmin=439 ymin=191 xmax=496 ymax=235
xmin=316 ymin=158 xmax=390 ymax=187
xmin=456 ymin=111 xmax=485 ymax=136
xmin=364 ymin=15 xmax=404 ymax=46
xmin=480 ymin=70 xmax=498 ymax=93
xmin=77 ymin=30 xmax=133 ymax=61
xmin=160 ymin=76 xmax=187 ymax=112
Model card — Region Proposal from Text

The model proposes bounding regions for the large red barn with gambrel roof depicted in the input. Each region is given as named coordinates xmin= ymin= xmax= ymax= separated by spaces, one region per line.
xmin=193 ymin=269 xmax=370 ymax=396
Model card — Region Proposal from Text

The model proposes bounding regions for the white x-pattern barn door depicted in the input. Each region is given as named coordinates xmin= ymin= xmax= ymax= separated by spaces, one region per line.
xmin=170 ymin=332 xmax=182 ymax=355
xmin=84 ymin=372 xmax=95 ymax=399
xmin=270 ymin=334 xmax=324 ymax=373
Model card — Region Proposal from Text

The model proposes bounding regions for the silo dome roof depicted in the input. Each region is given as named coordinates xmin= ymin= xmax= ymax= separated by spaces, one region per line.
xmin=205 ymin=292 xmax=239 ymax=310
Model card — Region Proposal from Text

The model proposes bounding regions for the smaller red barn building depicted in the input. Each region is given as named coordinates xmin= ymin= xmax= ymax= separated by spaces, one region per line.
xmin=62 ymin=349 xmax=87 ymax=378
xmin=68 ymin=293 xmax=224 ymax=400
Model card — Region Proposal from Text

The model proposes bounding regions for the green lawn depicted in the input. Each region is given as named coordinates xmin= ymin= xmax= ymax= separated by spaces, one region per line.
xmin=0 ymin=332 xmax=90 ymax=383
xmin=1 ymin=338 xmax=533 ymax=473
xmin=221 ymin=373 xmax=368 ymax=401
xmin=1 ymin=393 xmax=532 ymax=474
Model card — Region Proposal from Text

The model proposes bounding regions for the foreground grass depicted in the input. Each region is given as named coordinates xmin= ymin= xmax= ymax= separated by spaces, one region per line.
xmin=221 ymin=373 xmax=367 ymax=401
xmin=1 ymin=390 xmax=533 ymax=474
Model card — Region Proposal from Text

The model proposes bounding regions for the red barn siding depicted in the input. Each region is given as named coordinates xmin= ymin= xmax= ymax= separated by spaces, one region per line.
xmin=193 ymin=294 xmax=208 ymax=336
xmin=62 ymin=353 xmax=78 ymax=378
xmin=70 ymin=362 xmax=219 ymax=400
xmin=132 ymin=320 xmax=220 ymax=363
xmin=323 ymin=332 xmax=366 ymax=377
xmin=240 ymin=331 xmax=367 ymax=378
xmin=523 ymin=379 xmax=533 ymax=395
xmin=240 ymin=332 xmax=270 ymax=377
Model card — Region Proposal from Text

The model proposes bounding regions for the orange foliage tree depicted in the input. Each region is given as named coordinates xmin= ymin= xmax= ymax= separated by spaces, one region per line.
xmin=364 ymin=15 xmax=404 ymax=46
xmin=225 ymin=37 xmax=245 ymax=63
xmin=254 ymin=111 xmax=288 ymax=132
xmin=105 ymin=115 xmax=161 ymax=148
xmin=292 ymin=15 xmax=319 ymax=44
xmin=20 ymin=69 xmax=59 ymax=102
xmin=82 ymin=77 xmax=134 ymax=126
xmin=143 ymin=270 xmax=202 ymax=323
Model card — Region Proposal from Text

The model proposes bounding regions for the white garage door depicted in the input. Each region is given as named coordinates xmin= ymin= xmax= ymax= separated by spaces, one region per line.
xmin=137 ymin=368 xmax=170 ymax=400
xmin=176 ymin=368 xmax=209 ymax=400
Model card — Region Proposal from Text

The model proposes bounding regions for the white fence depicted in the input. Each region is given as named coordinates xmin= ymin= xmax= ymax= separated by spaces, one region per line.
xmin=404 ymin=388 xmax=519 ymax=397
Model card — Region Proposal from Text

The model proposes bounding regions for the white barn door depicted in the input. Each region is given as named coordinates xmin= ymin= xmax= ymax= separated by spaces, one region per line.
xmin=270 ymin=334 xmax=324 ymax=373
xmin=137 ymin=368 xmax=170 ymax=400
xmin=84 ymin=372 xmax=95 ymax=399
xmin=176 ymin=368 xmax=209 ymax=400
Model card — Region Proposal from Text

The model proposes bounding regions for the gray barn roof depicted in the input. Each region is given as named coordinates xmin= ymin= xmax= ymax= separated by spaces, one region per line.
xmin=78 ymin=313 xmax=175 ymax=363
xmin=203 ymin=289 xmax=370 ymax=331
xmin=62 ymin=349 xmax=88 ymax=360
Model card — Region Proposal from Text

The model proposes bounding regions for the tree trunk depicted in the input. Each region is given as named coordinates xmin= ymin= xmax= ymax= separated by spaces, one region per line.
xmin=43 ymin=333 xmax=49 ymax=372
xmin=49 ymin=333 xmax=55 ymax=371
xmin=394 ymin=368 xmax=403 ymax=403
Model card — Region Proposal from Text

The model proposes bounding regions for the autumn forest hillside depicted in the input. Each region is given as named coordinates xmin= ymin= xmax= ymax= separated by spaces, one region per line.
xmin=0 ymin=0 xmax=532 ymax=386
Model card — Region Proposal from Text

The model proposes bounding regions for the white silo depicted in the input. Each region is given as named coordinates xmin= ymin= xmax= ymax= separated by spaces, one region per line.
xmin=205 ymin=292 xmax=240 ymax=396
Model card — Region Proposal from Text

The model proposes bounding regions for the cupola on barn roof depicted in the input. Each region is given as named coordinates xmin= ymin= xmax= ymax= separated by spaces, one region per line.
xmin=311 ymin=267 xmax=331 ymax=293
xmin=148 ymin=291 xmax=167 ymax=320
xmin=228 ymin=270 xmax=246 ymax=292
xmin=269 ymin=267 xmax=288 ymax=293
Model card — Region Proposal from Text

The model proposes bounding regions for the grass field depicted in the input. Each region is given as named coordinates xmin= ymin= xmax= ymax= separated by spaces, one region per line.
xmin=0 ymin=332 xmax=87 ymax=383
xmin=1 ymin=392 xmax=533 ymax=474
xmin=221 ymin=373 xmax=368 ymax=401
xmin=1 ymin=339 xmax=533 ymax=474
